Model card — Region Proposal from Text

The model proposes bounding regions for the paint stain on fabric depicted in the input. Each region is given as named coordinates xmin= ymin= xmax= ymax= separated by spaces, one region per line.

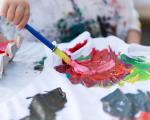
xmin=136 ymin=112 xmax=150 ymax=120
xmin=55 ymin=41 xmax=150 ymax=87
xmin=0 ymin=41 xmax=10 ymax=54
xmin=21 ymin=88 xmax=67 ymax=120
xmin=55 ymin=48 xmax=128 ymax=87
xmin=101 ymin=89 xmax=150 ymax=119
xmin=69 ymin=40 xmax=87 ymax=53
xmin=121 ymin=54 xmax=150 ymax=69
xmin=34 ymin=57 xmax=47 ymax=71
xmin=0 ymin=40 xmax=15 ymax=56
xmin=120 ymin=55 xmax=150 ymax=85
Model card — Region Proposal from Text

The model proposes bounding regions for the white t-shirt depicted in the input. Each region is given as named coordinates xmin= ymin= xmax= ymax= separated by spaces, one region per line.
xmin=75 ymin=0 xmax=141 ymax=39
xmin=23 ymin=0 xmax=141 ymax=41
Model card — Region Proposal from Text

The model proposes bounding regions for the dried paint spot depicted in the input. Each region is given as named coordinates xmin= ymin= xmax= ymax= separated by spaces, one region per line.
xmin=101 ymin=89 xmax=150 ymax=119
xmin=34 ymin=57 xmax=47 ymax=71
xmin=21 ymin=88 xmax=67 ymax=120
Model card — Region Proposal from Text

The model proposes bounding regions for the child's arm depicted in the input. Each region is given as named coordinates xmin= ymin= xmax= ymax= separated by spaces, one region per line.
xmin=126 ymin=0 xmax=141 ymax=44
xmin=0 ymin=0 xmax=30 ymax=30
xmin=127 ymin=29 xmax=141 ymax=44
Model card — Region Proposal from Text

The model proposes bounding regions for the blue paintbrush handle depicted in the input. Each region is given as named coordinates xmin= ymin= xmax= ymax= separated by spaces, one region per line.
xmin=25 ymin=24 xmax=56 ymax=51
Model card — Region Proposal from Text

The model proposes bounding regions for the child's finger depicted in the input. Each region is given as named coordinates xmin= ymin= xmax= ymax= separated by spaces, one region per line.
xmin=13 ymin=5 xmax=24 ymax=25
xmin=7 ymin=5 xmax=16 ymax=21
xmin=0 ymin=2 xmax=9 ymax=17
xmin=17 ymin=6 xmax=30 ymax=29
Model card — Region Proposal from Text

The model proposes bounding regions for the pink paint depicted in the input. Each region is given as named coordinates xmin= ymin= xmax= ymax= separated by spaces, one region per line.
xmin=96 ymin=59 xmax=115 ymax=73
xmin=0 ymin=41 xmax=9 ymax=54
xmin=74 ymin=59 xmax=115 ymax=75
xmin=0 ymin=40 xmax=16 ymax=56
xmin=70 ymin=60 xmax=90 ymax=74
xmin=70 ymin=48 xmax=115 ymax=75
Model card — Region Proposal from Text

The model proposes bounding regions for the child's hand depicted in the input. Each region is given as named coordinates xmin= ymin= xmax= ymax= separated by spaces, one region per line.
xmin=0 ymin=0 xmax=30 ymax=30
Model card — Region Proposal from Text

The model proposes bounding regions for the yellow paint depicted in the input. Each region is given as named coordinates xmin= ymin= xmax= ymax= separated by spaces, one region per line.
xmin=118 ymin=81 xmax=125 ymax=86
xmin=128 ymin=68 xmax=134 ymax=73
xmin=53 ymin=47 xmax=71 ymax=65
xmin=126 ymin=74 xmax=140 ymax=84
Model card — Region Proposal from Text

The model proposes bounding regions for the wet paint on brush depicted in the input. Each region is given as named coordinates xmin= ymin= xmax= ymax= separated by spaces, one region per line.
xmin=54 ymin=47 xmax=90 ymax=74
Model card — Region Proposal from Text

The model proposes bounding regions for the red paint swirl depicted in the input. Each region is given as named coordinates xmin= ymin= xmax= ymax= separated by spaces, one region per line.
xmin=55 ymin=48 xmax=129 ymax=87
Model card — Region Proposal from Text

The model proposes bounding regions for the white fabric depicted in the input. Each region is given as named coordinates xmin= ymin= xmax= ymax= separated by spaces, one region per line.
xmin=0 ymin=39 xmax=45 ymax=106
xmin=0 ymin=32 xmax=150 ymax=120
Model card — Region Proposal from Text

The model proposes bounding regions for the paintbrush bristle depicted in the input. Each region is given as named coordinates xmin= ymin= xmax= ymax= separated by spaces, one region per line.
xmin=53 ymin=47 xmax=71 ymax=65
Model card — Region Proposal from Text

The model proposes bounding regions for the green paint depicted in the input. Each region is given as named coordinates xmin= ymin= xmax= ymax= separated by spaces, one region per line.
xmin=66 ymin=73 xmax=71 ymax=79
xmin=77 ymin=55 xmax=91 ymax=62
xmin=34 ymin=57 xmax=47 ymax=71
xmin=124 ymin=68 xmax=150 ymax=83
xmin=121 ymin=54 xmax=150 ymax=69
xmin=34 ymin=64 xmax=44 ymax=71
xmin=119 ymin=54 xmax=150 ymax=85
xmin=101 ymin=89 xmax=150 ymax=118
xmin=35 ymin=57 xmax=47 ymax=65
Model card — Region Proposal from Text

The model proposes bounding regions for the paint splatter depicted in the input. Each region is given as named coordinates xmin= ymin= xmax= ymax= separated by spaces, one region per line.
xmin=69 ymin=40 xmax=87 ymax=53
xmin=34 ymin=57 xmax=47 ymax=71
xmin=101 ymin=89 xmax=150 ymax=119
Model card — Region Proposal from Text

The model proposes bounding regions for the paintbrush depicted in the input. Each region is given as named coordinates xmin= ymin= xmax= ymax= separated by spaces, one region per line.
xmin=25 ymin=24 xmax=71 ymax=65
xmin=25 ymin=24 xmax=89 ymax=73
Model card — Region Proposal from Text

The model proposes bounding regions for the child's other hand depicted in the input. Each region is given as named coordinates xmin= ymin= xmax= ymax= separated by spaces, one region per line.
xmin=0 ymin=0 xmax=30 ymax=30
